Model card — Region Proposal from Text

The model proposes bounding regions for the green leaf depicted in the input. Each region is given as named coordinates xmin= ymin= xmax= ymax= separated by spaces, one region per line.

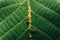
xmin=0 ymin=0 xmax=60 ymax=40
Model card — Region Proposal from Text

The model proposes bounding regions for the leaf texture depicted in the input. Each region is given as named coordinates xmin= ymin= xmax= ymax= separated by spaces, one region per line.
xmin=0 ymin=0 xmax=60 ymax=40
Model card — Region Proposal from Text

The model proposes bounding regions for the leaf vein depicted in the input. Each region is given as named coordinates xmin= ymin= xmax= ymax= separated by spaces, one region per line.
xmin=0 ymin=16 xmax=27 ymax=38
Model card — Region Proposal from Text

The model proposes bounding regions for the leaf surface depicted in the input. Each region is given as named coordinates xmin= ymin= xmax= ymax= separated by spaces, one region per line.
xmin=0 ymin=0 xmax=60 ymax=40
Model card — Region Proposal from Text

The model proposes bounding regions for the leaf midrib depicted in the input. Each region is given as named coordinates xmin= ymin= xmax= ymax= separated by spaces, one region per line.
xmin=19 ymin=5 xmax=59 ymax=30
